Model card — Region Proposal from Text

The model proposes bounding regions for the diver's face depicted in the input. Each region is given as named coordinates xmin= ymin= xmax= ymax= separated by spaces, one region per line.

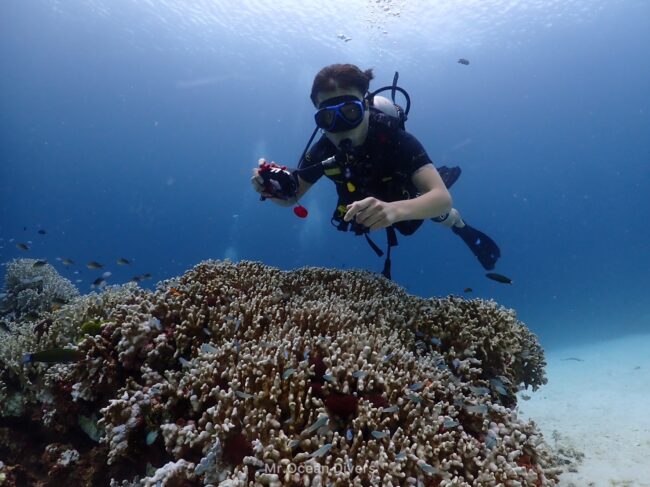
xmin=315 ymin=85 xmax=369 ymax=148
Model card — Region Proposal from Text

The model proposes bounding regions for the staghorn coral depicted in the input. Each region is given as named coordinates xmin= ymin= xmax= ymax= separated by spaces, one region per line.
xmin=0 ymin=260 xmax=558 ymax=486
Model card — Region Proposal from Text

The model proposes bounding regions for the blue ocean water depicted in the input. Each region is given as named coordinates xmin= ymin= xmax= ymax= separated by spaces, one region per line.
xmin=1 ymin=0 xmax=648 ymax=350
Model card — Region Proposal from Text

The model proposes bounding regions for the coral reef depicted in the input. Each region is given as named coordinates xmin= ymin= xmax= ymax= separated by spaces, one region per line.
xmin=0 ymin=258 xmax=79 ymax=321
xmin=0 ymin=260 xmax=558 ymax=486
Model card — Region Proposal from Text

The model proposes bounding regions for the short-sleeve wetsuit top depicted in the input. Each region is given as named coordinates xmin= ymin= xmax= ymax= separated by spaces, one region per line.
xmin=296 ymin=110 xmax=435 ymax=235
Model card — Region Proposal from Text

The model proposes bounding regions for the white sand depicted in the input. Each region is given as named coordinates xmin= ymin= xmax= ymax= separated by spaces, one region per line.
xmin=519 ymin=333 xmax=650 ymax=486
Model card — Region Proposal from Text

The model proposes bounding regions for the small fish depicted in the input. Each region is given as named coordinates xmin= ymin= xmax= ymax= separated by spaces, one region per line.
xmin=234 ymin=340 xmax=241 ymax=353
xmin=61 ymin=258 xmax=74 ymax=266
xmin=130 ymin=276 xmax=142 ymax=283
xmin=352 ymin=370 xmax=367 ymax=379
xmin=33 ymin=260 xmax=47 ymax=268
xmin=283 ymin=349 xmax=289 ymax=360
xmin=101 ymin=271 xmax=112 ymax=279
xmin=23 ymin=348 xmax=84 ymax=364
xmin=282 ymin=368 xmax=296 ymax=380
xmin=235 ymin=390 xmax=254 ymax=400
xmin=485 ymin=272 xmax=512 ymax=284
xmin=382 ymin=353 xmax=394 ymax=362
xmin=304 ymin=415 xmax=328 ymax=435
xmin=178 ymin=357 xmax=191 ymax=368
xmin=371 ymin=430 xmax=389 ymax=439
xmin=310 ymin=443 xmax=332 ymax=458
xmin=485 ymin=432 xmax=497 ymax=449
xmin=520 ymin=394 xmax=531 ymax=401
xmin=116 ymin=258 xmax=131 ymax=265
xmin=489 ymin=378 xmax=508 ymax=395
xmin=463 ymin=403 xmax=488 ymax=415
xmin=409 ymin=382 xmax=424 ymax=391
xmin=289 ymin=439 xmax=300 ymax=449
xmin=87 ymin=261 xmax=104 ymax=270
xmin=443 ymin=418 xmax=459 ymax=429
xmin=561 ymin=357 xmax=584 ymax=362
xmin=469 ymin=385 xmax=490 ymax=396
xmin=234 ymin=318 xmax=241 ymax=332
xmin=419 ymin=461 xmax=440 ymax=475
xmin=458 ymin=58 xmax=470 ymax=65
xmin=16 ymin=243 xmax=29 ymax=251
xmin=200 ymin=343 xmax=218 ymax=354
xmin=382 ymin=405 xmax=399 ymax=414
xmin=395 ymin=451 xmax=407 ymax=461
xmin=80 ymin=320 xmax=104 ymax=335
xmin=346 ymin=428 xmax=353 ymax=441
xmin=430 ymin=337 xmax=442 ymax=346
xmin=146 ymin=430 xmax=158 ymax=445
xmin=202 ymin=327 xmax=211 ymax=336
xmin=91 ymin=277 xmax=106 ymax=288
xmin=141 ymin=273 xmax=152 ymax=280
xmin=38 ymin=229 xmax=47 ymax=235
xmin=303 ymin=348 xmax=310 ymax=361
xmin=463 ymin=287 xmax=473 ymax=293
xmin=322 ymin=374 xmax=336 ymax=383
xmin=407 ymin=394 xmax=423 ymax=404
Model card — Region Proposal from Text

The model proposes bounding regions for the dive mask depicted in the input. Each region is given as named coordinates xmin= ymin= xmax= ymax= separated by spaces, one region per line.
xmin=314 ymin=95 xmax=365 ymax=133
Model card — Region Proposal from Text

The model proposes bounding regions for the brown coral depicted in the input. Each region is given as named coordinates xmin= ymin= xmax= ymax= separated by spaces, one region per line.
xmin=0 ymin=260 xmax=558 ymax=486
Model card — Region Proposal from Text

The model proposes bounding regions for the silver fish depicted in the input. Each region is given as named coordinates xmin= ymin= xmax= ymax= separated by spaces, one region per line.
xmin=409 ymin=382 xmax=424 ymax=391
xmin=322 ymin=374 xmax=336 ymax=383
xmin=310 ymin=443 xmax=332 ymax=458
xmin=146 ymin=430 xmax=158 ymax=445
xmin=486 ymin=432 xmax=497 ymax=449
xmin=352 ymin=370 xmax=367 ymax=379
xmin=235 ymin=390 xmax=253 ymax=400
xmin=395 ymin=451 xmax=407 ymax=461
xmin=382 ymin=353 xmax=394 ymax=362
xmin=419 ymin=462 xmax=439 ymax=475
xmin=443 ymin=418 xmax=459 ymax=429
xmin=282 ymin=368 xmax=296 ymax=380
xmin=371 ymin=430 xmax=389 ymax=439
xmin=304 ymin=415 xmax=328 ymax=435
xmin=346 ymin=428 xmax=353 ymax=441
xmin=407 ymin=394 xmax=423 ymax=404
xmin=289 ymin=439 xmax=300 ymax=448
xmin=382 ymin=405 xmax=399 ymax=414
xmin=430 ymin=337 xmax=442 ymax=346
xmin=469 ymin=386 xmax=490 ymax=396
xmin=200 ymin=343 xmax=218 ymax=354
xmin=489 ymin=378 xmax=508 ymax=395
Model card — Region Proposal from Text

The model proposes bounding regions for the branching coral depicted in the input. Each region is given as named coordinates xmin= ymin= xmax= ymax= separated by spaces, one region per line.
xmin=0 ymin=260 xmax=558 ymax=486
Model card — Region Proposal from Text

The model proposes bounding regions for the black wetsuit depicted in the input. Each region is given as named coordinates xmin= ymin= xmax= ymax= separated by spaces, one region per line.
xmin=297 ymin=110 xmax=433 ymax=237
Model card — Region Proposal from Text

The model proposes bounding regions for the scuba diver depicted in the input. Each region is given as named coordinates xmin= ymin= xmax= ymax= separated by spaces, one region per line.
xmin=251 ymin=63 xmax=500 ymax=279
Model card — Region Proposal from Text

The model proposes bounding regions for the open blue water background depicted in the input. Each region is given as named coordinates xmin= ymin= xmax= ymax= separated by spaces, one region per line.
xmin=1 ymin=0 xmax=648 ymax=350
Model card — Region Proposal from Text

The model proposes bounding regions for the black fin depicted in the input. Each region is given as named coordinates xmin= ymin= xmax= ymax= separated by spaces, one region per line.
xmin=452 ymin=223 xmax=500 ymax=270
xmin=437 ymin=166 xmax=462 ymax=189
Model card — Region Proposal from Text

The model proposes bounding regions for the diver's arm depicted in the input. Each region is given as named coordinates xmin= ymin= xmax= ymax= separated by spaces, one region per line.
xmin=392 ymin=165 xmax=452 ymax=222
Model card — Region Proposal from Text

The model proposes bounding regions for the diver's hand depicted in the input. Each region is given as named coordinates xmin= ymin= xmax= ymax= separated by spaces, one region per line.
xmin=344 ymin=197 xmax=398 ymax=231
xmin=252 ymin=158 xmax=274 ymax=198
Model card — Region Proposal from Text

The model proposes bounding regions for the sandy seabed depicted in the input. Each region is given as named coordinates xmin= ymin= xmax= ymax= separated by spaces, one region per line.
xmin=520 ymin=333 xmax=650 ymax=486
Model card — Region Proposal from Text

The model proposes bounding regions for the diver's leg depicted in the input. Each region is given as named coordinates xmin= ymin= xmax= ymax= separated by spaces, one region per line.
xmin=432 ymin=209 xmax=501 ymax=270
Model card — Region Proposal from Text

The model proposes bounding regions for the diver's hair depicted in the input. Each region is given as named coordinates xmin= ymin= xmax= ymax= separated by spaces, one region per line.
xmin=310 ymin=64 xmax=374 ymax=106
